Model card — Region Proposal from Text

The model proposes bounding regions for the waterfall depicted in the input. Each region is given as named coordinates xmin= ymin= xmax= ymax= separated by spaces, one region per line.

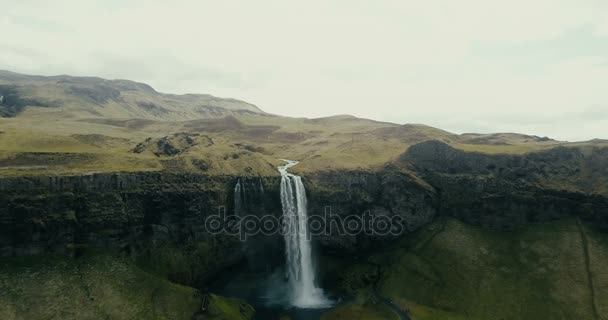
xmin=278 ymin=160 xmax=330 ymax=308
xmin=234 ymin=178 xmax=244 ymax=216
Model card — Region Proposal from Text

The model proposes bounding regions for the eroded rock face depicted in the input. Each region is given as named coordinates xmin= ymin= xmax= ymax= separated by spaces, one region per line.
xmin=1 ymin=141 xmax=607 ymax=278
xmin=0 ymin=173 xmax=283 ymax=285
xmin=131 ymin=133 xmax=214 ymax=157
xmin=304 ymin=168 xmax=437 ymax=254
xmin=0 ymin=85 xmax=54 ymax=117
xmin=404 ymin=140 xmax=608 ymax=195
xmin=403 ymin=140 xmax=608 ymax=230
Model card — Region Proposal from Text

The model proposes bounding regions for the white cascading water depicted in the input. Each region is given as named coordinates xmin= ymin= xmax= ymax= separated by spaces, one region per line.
xmin=234 ymin=178 xmax=243 ymax=216
xmin=278 ymin=160 xmax=330 ymax=308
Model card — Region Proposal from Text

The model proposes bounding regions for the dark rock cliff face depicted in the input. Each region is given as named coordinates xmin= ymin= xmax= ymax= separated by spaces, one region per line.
xmin=304 ymin=169 xmax=437 ymax=254
xmin=0 ymin=170 xmax=437 ymax=258
xmin=0 ymin=173 xmax=283 ymax=286
xmin=1 ymin=140 xmax=607 ymax=283
xmin=0 ymin=173 xmax=217 ymax=255
xmin=403 ymin=140 xmax=608 ymax=230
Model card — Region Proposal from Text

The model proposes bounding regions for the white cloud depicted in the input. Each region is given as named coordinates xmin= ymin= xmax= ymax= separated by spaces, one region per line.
xmin=1 ymin=0 xmax=607 ymax=141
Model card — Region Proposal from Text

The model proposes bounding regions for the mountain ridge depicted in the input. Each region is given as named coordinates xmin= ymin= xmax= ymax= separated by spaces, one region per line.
xmin=0 ymin=70 xmax=606 ymax=177
xmin=0 ymin=70 xmax=265 ymax=120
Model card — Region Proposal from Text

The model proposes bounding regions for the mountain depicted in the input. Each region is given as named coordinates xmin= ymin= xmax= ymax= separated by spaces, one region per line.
xmin=2 ymin=71 xmax=605 ymax=178
xmin=0 ymin=70 xmax=264 ymax=120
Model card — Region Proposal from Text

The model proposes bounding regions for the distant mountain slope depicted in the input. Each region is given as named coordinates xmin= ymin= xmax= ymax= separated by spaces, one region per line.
xmin=0 ymin=70 xmax=264 ymax=120
xmin=0 ymin=70 xmax=606 ymax=178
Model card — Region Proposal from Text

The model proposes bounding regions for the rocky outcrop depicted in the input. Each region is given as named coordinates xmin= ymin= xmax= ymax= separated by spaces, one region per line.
xmin=0 ymin=84 xmax=54 ymax=117
xmin=403 ymin=140 xmax=608 ymax=230
xmin=304 ymin=168 xmax=437 ymax=254
xmin=132 ymin=133 xmax=214 ymax=157
xmin=0 ymin=168 xmax=440 ymax=258
xmin=0 ymin=173 xmax=283 ymax=286
xmin=403 ymin=140 xmax=608 ymax=194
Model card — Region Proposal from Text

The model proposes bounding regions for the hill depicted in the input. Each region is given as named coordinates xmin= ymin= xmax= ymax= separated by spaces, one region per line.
xmin=0 ymin=71 xmax=606 ymax=177
xmin=0 ymin=70 xmax=264 ymax=120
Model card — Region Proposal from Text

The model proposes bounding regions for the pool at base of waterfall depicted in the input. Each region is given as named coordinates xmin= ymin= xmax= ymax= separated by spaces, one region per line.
xmin=211 ymin=265 xmax=341 ymax=320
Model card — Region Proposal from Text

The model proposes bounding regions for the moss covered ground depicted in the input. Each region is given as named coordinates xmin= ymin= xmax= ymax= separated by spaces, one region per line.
xmin=0 ymin=252 xmax=201 ymax=319
xmin=205 ymin=293 xmax=255 ymax=320
xmin=0 ymin=251 xmax=254 ymax=320
xmin=321 ymin=218 xmax=608 ymax=320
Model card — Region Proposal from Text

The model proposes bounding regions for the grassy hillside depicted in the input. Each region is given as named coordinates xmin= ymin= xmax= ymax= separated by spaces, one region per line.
xmin=0 ymin=253 xmax=201 ymax=320
xmin=322 ymin=218 xmax=608 ymax=320
xmin=0 ymin=252 xmax=254 ymax=320
xmin=321 ymin=299 xmax=399 ymax=320
xmin=0 ymin=70 xmax=264 ymax=120
xmin=1 ymin=71 xmax=607 ymax=177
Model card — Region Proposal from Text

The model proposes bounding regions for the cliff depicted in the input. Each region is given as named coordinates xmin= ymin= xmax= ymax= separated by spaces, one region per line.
xmin=2 ymin=141 xmax=607 ymax=259
xmin=403 ymin=140 xmax=608 ymax=230
xmin=2 ymin=141 xmax=608 ymax=320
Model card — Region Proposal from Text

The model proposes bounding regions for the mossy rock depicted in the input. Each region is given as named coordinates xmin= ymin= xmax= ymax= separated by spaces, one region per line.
xmin=321 ymin=300 xmax=398 ymax=320
xmin=204 ymin=294 xmax=254 ymax=320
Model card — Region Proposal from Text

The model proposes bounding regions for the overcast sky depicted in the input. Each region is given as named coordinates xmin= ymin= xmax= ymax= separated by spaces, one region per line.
xmin=2 ymin=0 xmax=607 ymax=141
